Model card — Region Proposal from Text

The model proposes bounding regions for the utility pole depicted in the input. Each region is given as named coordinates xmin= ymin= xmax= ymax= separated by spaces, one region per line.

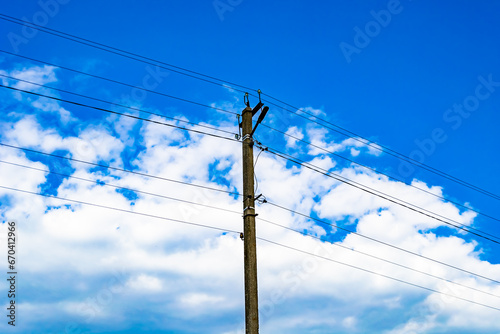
xmin=240 ymin=93 xmax=268 ymax=334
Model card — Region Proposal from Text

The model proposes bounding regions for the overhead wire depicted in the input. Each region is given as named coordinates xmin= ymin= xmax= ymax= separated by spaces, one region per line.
xmin=257 ymin=237 xmax=500 ymax=312
xmin=0 ymin=50 xmax=239 ymax=116
xmin=0 ymin=74 xmax=236 ymax=136
xmin=3 ymin=59 xmax=498 ymax=230
xmin=0 ymin=84 xmax=240 ymax=142
xmin=3 ymin=85 xmax=499 ymax=282
xmin=0 ymin=160 xmax=241 ymax=216
xmin=257 ymin=216 xmax=500 ymax=300
xmin=3 ymin=64 xmax=496 ymax=223
xmin=2 ymin=10 xmax=500 ymax=316
xmin=3 ymin=8 xmax=499 ymax=270
xmin=4 ymin=156 xmax=498 ymax=300
xmin=2 ymin=66 xmax=499 ymax=277
xmin=0 ymin=14 xmax=256 ymax=95
xmin=0 ymin=142 xmax=241 ymax=197
xmin=1 ymin=179 xmax=499 ymax=312
xmin=253 ymin=146 xmax=265 ymax=194
xmin=0 ymin=14 xmax=496 ymax=201
xmin=4 ymin=70 xmax=497 ymax=239
xmin=261 ymin=145 xmax=500 ymax=244
xmin=260 ymin=123 xmax=500 ymax=224
xmin=0 ymin=184 xmax=240 ymax=235
xmin=264 ymin=200 xmax=500 ymax=285
xmin=260 ymin=95 xmax=500 ymax=201
xmin=0 ymin=180 xmax=498 ymax=312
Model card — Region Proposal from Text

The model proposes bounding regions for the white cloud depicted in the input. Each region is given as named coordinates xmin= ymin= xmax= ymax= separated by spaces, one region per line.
xmin=125 ymin=274 xmax=163 ymax=292
xmin=301 ymin=124 xmax=383 ymax=158
xmin=342 ymin=316 xmax=357 ymax=329
xmin=6 ymin=65 xmax=57 ymax=88
xmin=341 ymin=137 xmax=383 ymax=156
xmin=179 ymin=293 xmax=225 ymax=307
xmin=284 ymin=126 xmax=304 ymax=148
xmin=300 ymin=106 xmax=326 ymax=117
xmin=2 ymin=114 xmax=124 ymax=165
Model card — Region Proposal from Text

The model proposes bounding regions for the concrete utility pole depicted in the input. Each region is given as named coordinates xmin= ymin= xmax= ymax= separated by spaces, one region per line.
xmin=240 ymin=95 xmax=268 ymax=334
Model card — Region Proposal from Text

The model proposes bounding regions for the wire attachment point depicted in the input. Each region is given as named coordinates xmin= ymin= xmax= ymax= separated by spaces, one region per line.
xmin=236 ymin=114 xmax=242 ymax=140
xmin=255 ymin=194 xmax=267 ymax=204
xmin=244 ymin=92 xmax=250 ymax=107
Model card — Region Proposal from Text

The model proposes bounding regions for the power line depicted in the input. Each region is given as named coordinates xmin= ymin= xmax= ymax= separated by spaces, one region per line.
xmin=260 ymin=123 xmax=500 ymax=224
xmin=0 ymin=184 xmax=240 ymax=235
xmin=1 ymin=75 xmax=500 ymax=284
xmin=257 ymin=237 xmax=500 ymax=312
xmin=2 ymin=178 xmax=498 ymax=312
xmin=4 ymin=57 xmax=496 ymax=239
xmin=260 ymin=95 xmax=500 ymax=201
xmin=0 ymin=142 xmax=241 ymax=197
xmin=0 ymin=74 xmax=236 ymax=136
xmin=262 ymin=145 xmax=500 ymax=245
xmin=1 ymin=14 xmax=496 ymax=201
xmin=5 ymin=70 xmax=498 ymax=228
xmin=0 ymin=84 xmax=240 ymax=142
xmin=257 ymin=217 xmax=500 ymax=300
xmin=5 ymin=156 xmax=498 ymax=302
xmin=0 ymin=50 xmax=239 ymax=116
xmin=0 ymin=160 xmax=241 ymax=215
xmin=7 ymin=72 xmax=497 ymax=240
xmin=0 ymin=14 xmax=256 ymax=94
xmin=3 ymin=10 xmax=499 ymax=321
xmin=264 ymin=200 xmax=500 ymax=285
xmin=9 ymin=146 xmax=500 ymax=301
xmin=0 ymin=94 xmax=500 ymax=283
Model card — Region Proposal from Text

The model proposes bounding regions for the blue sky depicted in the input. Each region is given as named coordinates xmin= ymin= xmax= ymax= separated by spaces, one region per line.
xmin=0 ymin=1 xmax=499 ymax=333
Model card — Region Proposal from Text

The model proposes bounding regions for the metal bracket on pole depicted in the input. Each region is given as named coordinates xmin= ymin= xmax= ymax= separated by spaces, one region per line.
xmin=250 ymin=106 xmax=269 ymax=137
xmin=241 ymin=134 xmax=252 ymax=142
xmin=252 ymin=101 xmax=264 ymax=116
